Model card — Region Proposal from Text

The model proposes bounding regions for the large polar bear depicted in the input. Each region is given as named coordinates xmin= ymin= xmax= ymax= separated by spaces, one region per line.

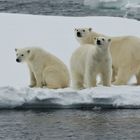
xmin=74 ymin=28 xmax=140 ymax=85
xmin=15 ymin=47 xmax=70 ymax=89
xmin=70 ymin=36 xmax=112 ymax=89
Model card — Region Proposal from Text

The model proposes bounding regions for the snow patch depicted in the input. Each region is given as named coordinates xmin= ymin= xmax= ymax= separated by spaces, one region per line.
xmin=0 ymin=86 xmax=140 ymax=109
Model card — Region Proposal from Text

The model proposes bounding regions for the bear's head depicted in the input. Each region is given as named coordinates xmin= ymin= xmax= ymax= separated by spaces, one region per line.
xmin=74 ymin=28 xmax=92 ymax=39
xmin=94 ymin=36 xmax=111 ymax=49
xmin=74 ymin=28 xmax=93 ymax=44
xmin=15 ymin=48 xmax=31 ymax=63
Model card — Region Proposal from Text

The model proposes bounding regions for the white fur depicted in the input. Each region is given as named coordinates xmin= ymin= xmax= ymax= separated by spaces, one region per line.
xmin=75 ymin=28 xmax=140 ymax=85
xmin=70 ymin=37 xmax=112 ymax=89
xmin=15 ymin=47 xmax=70 ymax=88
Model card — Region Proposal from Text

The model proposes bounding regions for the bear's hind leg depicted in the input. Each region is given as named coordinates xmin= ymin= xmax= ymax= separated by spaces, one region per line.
xmin=44 ymin=67 xmax=68 ymax=89
xmin=136 ymin=71 xmax=140 ymax=85
xmin=113 ymin=67 xmax=132 ymax=85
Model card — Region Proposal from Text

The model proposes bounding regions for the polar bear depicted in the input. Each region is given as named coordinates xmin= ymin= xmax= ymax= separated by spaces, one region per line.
xmin=74 ymin=28 xmax=94 ymax=45
xmin=74 ymin=27 xmax=140 ymax=85
xmin=70 ymin=36 xmax=112 ymax=89
xmin=15 ymin=47 xmax=70 ymax=89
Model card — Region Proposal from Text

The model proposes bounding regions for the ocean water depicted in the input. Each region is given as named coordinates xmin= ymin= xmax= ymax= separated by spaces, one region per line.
xmin=0 ymin=0 xmax=140 ymax=20
xmin=1 ymin=109 xmax=140 ymax=140
xmin=1 ymin=0 xmax=140 ymax=140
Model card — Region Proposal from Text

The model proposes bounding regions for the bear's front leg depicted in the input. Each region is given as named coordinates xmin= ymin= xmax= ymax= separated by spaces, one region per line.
xmin=34 ymin=72 xmax=43 ymax=88
xmin=112 ymin=66 xmax=117 ymax=82
xmin=29 ymin=70 xmax=36 ymax=88
xmin=28 ymin=65 xmax=36 ymax=87
xmin=101 ymin=71 xmax=112 ymax=87
xmin=85 ymin=67 xmax=96 ymax=88
xmin=86 ymin=74 xmax=96 ymax=88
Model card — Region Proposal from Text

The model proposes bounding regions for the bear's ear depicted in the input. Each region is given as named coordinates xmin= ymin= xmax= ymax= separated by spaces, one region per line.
xmin=15 ymin=48 xmax=18 ymax=52
xmin=89 ymin=28 xmax=92 ymax=32
xmin=27 ymin=50 xmax=30 ymax=53
xmin=108 ymin=38 xmax=111 ymax=42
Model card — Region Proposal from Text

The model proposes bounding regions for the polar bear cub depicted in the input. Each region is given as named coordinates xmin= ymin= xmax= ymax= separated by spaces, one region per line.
xmin=70 ymin=37 xmax=112 ymax=89
xmin=85 ymin=37 xmax=112 ymax=88
xmin=15 ymin=47 xmax=70 ymax=89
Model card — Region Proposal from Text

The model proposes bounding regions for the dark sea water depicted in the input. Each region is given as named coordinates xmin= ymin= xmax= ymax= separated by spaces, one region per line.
xmin=1 ymin=0 xmax=140 ymax=139
xmin=0 ymin=109 xmax=140 ymax=140
xmin=0 ymin=0 xmax=140 ymax=20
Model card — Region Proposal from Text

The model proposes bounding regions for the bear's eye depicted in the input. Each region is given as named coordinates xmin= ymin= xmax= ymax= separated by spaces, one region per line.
xmin=83 ymin=30 xmax=85 ymax=32
xmin=102 ymin=38 xmax=105 ymax=41
xmin=21 ymin=54 xmax=24 ymax=57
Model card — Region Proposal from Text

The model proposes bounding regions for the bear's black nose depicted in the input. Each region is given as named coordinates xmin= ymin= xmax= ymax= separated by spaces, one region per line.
xmin=16 ymin=58 xmax=20 ymax=62
xmin=97 ymin=40 xmax=101 ymax=45
xmin=77 ymin=32 xmax=82 ymax=37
